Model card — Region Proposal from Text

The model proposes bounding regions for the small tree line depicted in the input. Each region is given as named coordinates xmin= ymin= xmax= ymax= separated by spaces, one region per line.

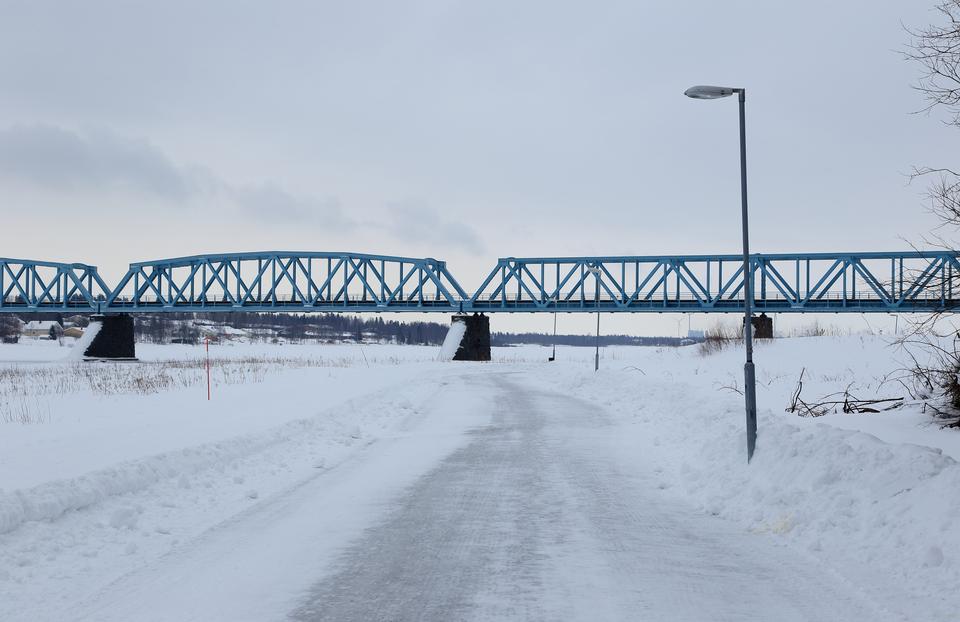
xmin=133 ymin=313 xmax=451 ymax=345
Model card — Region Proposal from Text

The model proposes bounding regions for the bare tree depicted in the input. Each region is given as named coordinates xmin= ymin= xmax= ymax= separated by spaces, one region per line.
xmin=896 ymin=4 xmax=960 ymax=423
xmin=907 ymin=2 xmax=960 ymax=237
xmin=896 ymin=2 xmax=960 ymax=336
xmin=0 ymin=316 xmax=21 ymax=343
xmin=908 ymin=2 xmax=960 ymax=118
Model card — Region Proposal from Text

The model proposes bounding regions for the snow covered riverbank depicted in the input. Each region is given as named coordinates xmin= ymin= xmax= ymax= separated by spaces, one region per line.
xmin=0 ymin=336 xmax=958 ymax=620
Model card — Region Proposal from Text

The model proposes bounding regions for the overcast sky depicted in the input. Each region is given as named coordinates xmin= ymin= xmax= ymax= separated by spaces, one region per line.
xmin=0 ymin=1 xmax=954 ymax=334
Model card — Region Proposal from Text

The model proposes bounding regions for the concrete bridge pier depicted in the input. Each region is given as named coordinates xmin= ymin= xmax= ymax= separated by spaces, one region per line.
xmin=452 ymin=313 xmax=491 ymax=361
xmin=83 ymin=314 xmax=137 ymax=360
xmin=744 ymin=313 xmax=774 ymax=339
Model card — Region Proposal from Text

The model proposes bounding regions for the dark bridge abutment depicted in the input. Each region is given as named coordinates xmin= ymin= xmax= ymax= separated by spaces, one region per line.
xmin=744 ymin=313 xmax=774 ymax=339
xmin=452 ymin=313 xmax=491 ymax=361
xmin=83 ymin=314 xmax=137 ymax=360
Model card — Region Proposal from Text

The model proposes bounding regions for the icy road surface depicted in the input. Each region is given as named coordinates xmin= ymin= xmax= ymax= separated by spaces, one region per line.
xmin=74 ymin=372 xmax=889 ymax=622
xmin=290 ymin=375 xmax=888 ymax=622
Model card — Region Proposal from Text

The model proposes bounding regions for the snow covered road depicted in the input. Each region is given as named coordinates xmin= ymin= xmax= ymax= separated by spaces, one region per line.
xmin=73 ymin=371 xmax=892 ymax=621
xmin=290 ymin=374 xmax=889 ymax=622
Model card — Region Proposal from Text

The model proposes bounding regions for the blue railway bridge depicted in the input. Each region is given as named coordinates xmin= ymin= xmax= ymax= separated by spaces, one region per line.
xmin=2 ymin=250 xmax=958 ymax=314
xmin=2 ymin=250 xmax=957 ymax=359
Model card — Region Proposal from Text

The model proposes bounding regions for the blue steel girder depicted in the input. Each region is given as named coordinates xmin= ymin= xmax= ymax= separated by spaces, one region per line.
xmin=0 ymin=258 xmax=111 ymax=312
xmin=467 ymin=252 xmax=960 ymax=313
xmin=2 ymin=251 xmax=960 ymax=314
xmin=102 ymin=252 xmax=468 ymax=313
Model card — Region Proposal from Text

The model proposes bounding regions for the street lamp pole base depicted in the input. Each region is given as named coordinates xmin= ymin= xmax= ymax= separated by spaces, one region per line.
xmin=744 ymin=361 xmax=758 ymax=462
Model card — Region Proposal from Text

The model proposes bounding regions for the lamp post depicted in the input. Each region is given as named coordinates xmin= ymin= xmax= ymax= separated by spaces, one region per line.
xmin=548 ymin=296 xmax=559 ymax=362
xmin=552 ymin=312 xmax=558 ymax=360
xmin=684 ymin=84 xmax=757 ymax=463
xmin=587 ymin=265 xmax=601 ymax=372
xmin=595 ymin=311 xmax=600 ymax=372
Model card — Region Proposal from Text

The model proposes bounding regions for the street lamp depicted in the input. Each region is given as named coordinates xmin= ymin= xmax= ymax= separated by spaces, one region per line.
xmin=685 ymin=84 xmax=758 ymax=463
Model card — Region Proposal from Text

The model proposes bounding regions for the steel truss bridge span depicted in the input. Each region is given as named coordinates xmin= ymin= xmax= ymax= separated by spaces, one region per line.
xmin=1 ymin=251 xmax=958 ymax=314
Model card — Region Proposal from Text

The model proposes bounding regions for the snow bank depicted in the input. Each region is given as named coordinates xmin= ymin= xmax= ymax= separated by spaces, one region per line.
xmin=0 ymin=354 xmax=484 ymax=622
xmin=529 ymin=336 xmax=960 ymax=619
xmin=0 ymin=417 xmax=312 ymax=534
xmin=437 ymin=320 xmax=466 ymax=361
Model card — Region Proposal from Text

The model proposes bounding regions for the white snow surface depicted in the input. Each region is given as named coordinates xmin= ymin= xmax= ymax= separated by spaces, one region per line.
xmin=0 ymin=336 xmax=958 ymax=620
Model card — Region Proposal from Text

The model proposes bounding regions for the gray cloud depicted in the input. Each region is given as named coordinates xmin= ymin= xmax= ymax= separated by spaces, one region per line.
xmin=383 ymin=202 xmax=485 ymax=255
xmin=0 ymin=123 xmax=482 ymax=250
xmin=228 ymin=182 xmax=354 ymax=229
xmin=0 ymin=124 xmax=196 ymax=200
xmin=0 ymin=124 xmax=355 ymax=230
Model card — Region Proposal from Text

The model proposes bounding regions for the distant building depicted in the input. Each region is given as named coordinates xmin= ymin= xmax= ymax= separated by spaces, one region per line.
xmin=63 ymin=315 xmax=90 ymax=328
xmin=22 ymin=320 xmax=62 ymax=339
xmin=687 ymin=329 xmax=705 ymax=340
xmin=63 ymin=326 xmax=85 ymax=339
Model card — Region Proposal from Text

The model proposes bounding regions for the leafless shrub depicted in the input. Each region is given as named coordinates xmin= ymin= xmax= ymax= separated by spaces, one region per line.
xmin=697 ymin=323 xmax=742 ymax=356
xmin=791 ymin=321 xmax=829 ymax=337
xmin=0 ymin=397 xmax=52 ymax=424
xmin=0 ymin=354 xmax=416 ymax=423
xmin=886 ymin=330 xmax=960 ymax=426
xmin=779 ymin=321 xmax=858 ymax=338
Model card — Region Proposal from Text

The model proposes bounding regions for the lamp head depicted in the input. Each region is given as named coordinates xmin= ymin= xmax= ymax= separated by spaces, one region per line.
xmin=684 ymin=85 xmax=738 ymax=100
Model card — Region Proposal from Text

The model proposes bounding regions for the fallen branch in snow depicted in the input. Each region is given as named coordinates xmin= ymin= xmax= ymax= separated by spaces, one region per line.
xmin=837 ymin=394 xmax=905 ymax=414
xmin=786 ymin=369 xmax=828 ymax=417
xmin=716 ymin=378 xmax=744 ymax=396
xmin=786 ymin=369 xmax=904 ymax=417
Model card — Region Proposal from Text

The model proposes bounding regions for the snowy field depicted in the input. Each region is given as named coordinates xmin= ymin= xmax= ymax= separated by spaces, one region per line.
xmin=1 ymin=336 xmax=958 ymax=620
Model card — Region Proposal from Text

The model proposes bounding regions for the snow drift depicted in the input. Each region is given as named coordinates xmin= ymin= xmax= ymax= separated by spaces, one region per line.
xmin=66 ymin=320 xmax=101 ymax=361
xmin=438 ymin=321 xmax=466 ymax=361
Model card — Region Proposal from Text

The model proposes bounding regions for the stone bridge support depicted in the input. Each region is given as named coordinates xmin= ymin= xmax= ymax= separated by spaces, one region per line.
xmin=452 ymin=313 xmax=491 ymax=361
xmin=745 ymin=313 xmax=774 ymax=339
xmin=84 ymin=314 xmax=137 ymax=360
